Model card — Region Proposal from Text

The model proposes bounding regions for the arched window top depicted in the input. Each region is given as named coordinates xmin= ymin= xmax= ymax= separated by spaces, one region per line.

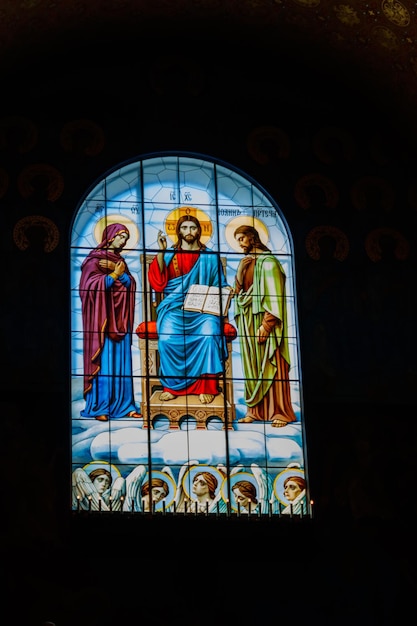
xmin=71 ymin=152 xmax=293 ymax=257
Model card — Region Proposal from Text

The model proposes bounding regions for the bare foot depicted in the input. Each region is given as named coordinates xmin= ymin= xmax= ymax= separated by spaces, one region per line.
xmin=199 ymin=393 xmax=214 ymax=404
xmin=238 ymin=415 xmax=255 ymax=423
xmin=159 ymin=391 xmax=176 ymax=401
xmin=272 ymin=419 xmax=287 ymax=428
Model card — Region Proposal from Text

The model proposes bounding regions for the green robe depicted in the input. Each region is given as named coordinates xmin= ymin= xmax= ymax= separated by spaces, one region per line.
xmin=234 ymin=252 xmax=296 ymax=422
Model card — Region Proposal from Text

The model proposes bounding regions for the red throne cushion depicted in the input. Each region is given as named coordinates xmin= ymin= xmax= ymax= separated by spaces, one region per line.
xmin=223 ymin=321 xmax=237 ymax=341
xmin=136 ymin=320 xmax=158 ymax=340
xmin=136 ymin=320 xmax=237 ymax=342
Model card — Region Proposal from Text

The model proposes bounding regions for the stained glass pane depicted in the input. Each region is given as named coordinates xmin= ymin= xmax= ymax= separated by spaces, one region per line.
xmin=71 ymin=153 xmax=310 ymax=517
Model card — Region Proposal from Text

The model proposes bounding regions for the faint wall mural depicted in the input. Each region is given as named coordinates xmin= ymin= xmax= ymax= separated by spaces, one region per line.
xmin=334 ymin=4 xmax=360 ymax=26
xmin=351 ymin=175 xmax=395 ymax=213
xmin=312 ymin=126 xmax=355 ymax=165
xmin=290 ymin=0 xmax=320 ymax=7
xmin=17 ymin=163 xmax=64 ymax=201
xmin=365 ymin=227 xmax=410 ymax=262
xmin=305 ymin=225 xmax=349 ymax=261
xmin=372 ymin=25 xmax=399 ymax=51
xmin=13 ymin=215 xmax=60 ymax=253
xmin=382 ymin=0 xmax=410 ymax=27
xmin=247 ymin=126 xmax=291 ymax=164
xmin=294 ymin=173 xmax=339 ymax=210
xmin=60 ymin=119 xmax=105 ymax=156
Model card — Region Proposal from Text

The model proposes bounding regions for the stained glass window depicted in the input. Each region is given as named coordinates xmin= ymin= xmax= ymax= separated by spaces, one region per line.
xmin=71 ymin=152 xmax=310 ymax=517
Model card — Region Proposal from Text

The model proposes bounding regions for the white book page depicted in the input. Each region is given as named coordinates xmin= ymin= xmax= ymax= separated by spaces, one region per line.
xmin=204 ymin=286 xmax=231 ymax=316
xmin=183 ymin=284 xmax=208 ymax=311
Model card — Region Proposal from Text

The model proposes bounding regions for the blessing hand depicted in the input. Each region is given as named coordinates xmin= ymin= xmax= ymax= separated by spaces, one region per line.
xmin=157 ymin=230 xmax=167 ymax=250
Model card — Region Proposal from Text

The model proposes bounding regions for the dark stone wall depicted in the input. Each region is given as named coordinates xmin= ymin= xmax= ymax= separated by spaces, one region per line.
xmin=1 ymin=32 xmax=416 ymax=626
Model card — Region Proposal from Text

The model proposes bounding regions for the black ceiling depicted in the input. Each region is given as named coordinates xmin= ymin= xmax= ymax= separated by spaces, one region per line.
xmin=1 ymin=1 xmax=416 ymax=142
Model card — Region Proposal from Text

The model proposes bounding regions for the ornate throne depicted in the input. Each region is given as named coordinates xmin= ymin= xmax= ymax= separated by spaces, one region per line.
xmin=136 ymin=254 xmax=236 ymax=430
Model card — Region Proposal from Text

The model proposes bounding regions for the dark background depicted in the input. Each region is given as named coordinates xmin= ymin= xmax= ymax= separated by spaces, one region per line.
xmin=1 ymin=2 xmax=416 ymax=625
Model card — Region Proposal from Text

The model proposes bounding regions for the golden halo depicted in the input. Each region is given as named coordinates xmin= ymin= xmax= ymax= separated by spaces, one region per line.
xmin=82 ymin=461 xmax=121 ymax=485
xmin=273 ymin=467 xmax=305 ymax=506
xmin=225 ymin=216 xmax=270 ymax=252
xmin=93 ymin=214 xmax=140 ymax=248
xmin=164 ymin=206 xmax=212 ymax=246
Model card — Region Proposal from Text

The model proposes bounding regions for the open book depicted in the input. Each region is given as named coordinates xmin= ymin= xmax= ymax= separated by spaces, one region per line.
xmin=183 ymin=284 xmax=233 ymax=316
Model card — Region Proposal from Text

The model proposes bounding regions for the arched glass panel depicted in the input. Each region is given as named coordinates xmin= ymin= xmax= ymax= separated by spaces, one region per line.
xmin=71 ymin=152 xmax=310 ymax=517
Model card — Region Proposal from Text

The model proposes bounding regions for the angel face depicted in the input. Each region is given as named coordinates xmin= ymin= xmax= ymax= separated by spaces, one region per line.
xmin=232 ymin=486 xmax=257 ymax=511
xmin=92 ymin=474 xmax=111 ymax=494
xmin=141 ymin=484 xmax=169 ymax=511
xmin=151 ymin=486 xmax=168 ymax=503
xmin=283 ymin=479 xmax=303 ymax=502
xmin=192 ymin=474 xmax=210 ymax=498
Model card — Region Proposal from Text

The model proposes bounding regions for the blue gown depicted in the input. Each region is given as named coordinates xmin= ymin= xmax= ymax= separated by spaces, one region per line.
xmin=81 ymin=273 xmax=137 ymax=419
xmin=155 ymin=251 xmax=229 ymax=393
